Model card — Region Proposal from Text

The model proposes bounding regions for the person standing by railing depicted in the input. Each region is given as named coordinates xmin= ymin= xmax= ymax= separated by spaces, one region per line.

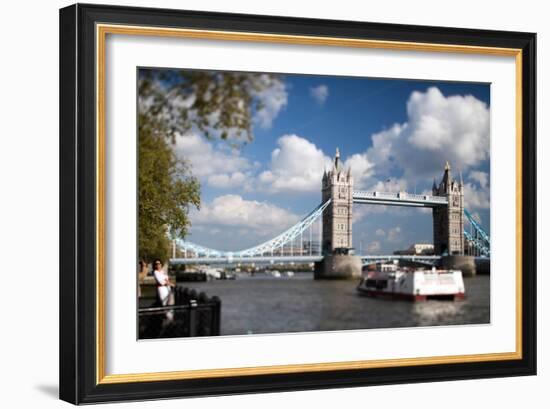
xmin=153 ymin=259 xmax=174 ymax=306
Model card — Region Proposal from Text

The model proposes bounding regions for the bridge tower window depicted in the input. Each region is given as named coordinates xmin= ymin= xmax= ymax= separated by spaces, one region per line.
xmin=337 ymin=207 xmax=347 ymax=215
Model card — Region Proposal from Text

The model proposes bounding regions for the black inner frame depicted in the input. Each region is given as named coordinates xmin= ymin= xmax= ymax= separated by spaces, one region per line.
xmin=59 ymin=3 xmax=536 ymax=404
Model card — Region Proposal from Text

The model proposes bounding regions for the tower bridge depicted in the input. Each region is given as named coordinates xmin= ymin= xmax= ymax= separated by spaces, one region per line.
xmin=172 ymin=149 xmax=490 ymax=277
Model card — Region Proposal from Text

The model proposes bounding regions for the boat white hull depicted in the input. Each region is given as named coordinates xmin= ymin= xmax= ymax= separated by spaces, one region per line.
xmin=357 ymin=269 xmax=465 ymax=302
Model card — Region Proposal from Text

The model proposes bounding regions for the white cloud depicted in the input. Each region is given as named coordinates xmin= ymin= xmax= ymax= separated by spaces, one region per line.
xmin=259 ymin=134 xmax=333 ymax=193
xmin=191 ymin=194 xmax=300 ymax=236
xmin=463 ymin=183 xmax=490 ymax=209
xmin=174 ymin=133 xmax=252 ymax=187
xmin=207 ymin=172 xmax=247 ymax=188
xmin=258 ymin=134 xmax=375 ymax=193
xmin=352 ymin=206 xmax=368 ymax=223
xmin=469 ymin=170 xmax=489 ymax=189
xmin=387 ymin=226 xmax=402 ymax=242
xmin=353 ymin=205 xmax=395 ymax=222
xmin=250 ymin=74 xmax=288 ymax=129
xmin=367 ymin=177 xmax=408 ymax=193
xmin=310 ymin=85 xmax=329 ymax=105
xmin=375 ymin=228 xmax=386 ymax=237
xmin=175 ymin=133 xmax=373 ymax=194
xmin=366 ymin=87 xmax=490 ymax=183
xmin=176 ymin=87 xmax=490 ymax=218
xmin=343 ymin=153 xmax=375 ymax=188
xmin=464 ymin=171 xmax=490 ymax=210
xmin=364 ymin=124 xmax=405 ymax=177
xmin=406 ymin=88 xmax=489 ymax=166
xmin=366 ymin=241 xmax=381 ymax=253
xmin=176 ymin=132 xmax=375 ymax=195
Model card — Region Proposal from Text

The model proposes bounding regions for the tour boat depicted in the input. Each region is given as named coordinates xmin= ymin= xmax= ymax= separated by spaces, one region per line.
xmin=357 ymin=263 xmax=465 ymax=301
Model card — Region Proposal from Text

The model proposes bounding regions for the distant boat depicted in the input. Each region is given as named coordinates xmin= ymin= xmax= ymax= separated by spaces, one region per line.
xmin=200 ymin=268 xmax=221 ymax=280
xmin=270 ymin=270 xmax=281 ymax=278
xmin=284 ymin=271 xmax=294 ymax=277
xmin=220 ymin=271 xmax=236 ymax=280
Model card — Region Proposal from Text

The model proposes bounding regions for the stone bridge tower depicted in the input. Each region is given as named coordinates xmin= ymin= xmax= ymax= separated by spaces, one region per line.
xmin=432 ymin=162 xmax=465 ymax=255
xmin=322 ymin=148 xmax=354 ymax=254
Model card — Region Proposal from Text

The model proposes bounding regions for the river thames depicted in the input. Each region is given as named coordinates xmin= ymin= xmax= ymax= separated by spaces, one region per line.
xmin=184 ymin=273 xmax=490 ymax=336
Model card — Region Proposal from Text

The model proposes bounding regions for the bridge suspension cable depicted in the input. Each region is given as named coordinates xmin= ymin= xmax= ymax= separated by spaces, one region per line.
xmin=176 ymin=199 xmax=331 ymax=258
xmin=463 ymin=208 xmax=490 ymax=257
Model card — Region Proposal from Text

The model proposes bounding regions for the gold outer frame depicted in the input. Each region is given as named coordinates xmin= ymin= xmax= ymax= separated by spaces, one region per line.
xmin=95 ymin=23 xmax=523 ymax=385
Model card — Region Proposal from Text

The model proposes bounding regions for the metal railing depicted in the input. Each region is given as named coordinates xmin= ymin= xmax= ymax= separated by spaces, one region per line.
xmin=139 ymin=287 xmax=221 ymax=339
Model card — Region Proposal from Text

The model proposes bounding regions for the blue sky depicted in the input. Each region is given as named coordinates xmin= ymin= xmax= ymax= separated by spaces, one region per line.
xmin=158 ymin=71 xmax=491 ymax=254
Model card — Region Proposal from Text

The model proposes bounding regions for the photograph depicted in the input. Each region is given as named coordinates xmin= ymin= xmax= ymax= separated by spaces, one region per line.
xmin=137 ymin=67 xmax=492 ymax=339
xmin=56 ymin=2 xmax=536 ymax=404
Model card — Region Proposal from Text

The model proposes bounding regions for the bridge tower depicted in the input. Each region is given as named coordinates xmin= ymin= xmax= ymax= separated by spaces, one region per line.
xmin=322 ymin=148 xmax=354 ymax=254
xmin=432 ymin=161 xmax=465 ymax=255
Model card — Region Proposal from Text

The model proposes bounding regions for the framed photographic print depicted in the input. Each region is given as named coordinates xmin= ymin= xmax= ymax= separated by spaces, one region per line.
xmin=59 ymin=3 xmax=536 ymax=404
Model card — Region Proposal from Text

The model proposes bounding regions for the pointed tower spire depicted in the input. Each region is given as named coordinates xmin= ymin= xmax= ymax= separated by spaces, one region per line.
xmin=441 ymin=161 xmax=452 ymax=192
xmin=334 ymin=147 xmax=341 ymax=170
xmin=432 ymin=177 xmax=437 ymax=192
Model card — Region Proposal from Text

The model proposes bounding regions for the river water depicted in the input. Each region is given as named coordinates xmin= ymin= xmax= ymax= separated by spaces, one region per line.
xmin=186 ymin=273 xmax=490 ymax=336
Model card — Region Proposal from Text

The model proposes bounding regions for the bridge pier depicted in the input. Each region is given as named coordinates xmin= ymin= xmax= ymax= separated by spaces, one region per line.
xmin=439 ymin=255 xmax=476 ymax=276
xmin=314 ymin=254 xmax=362 ymax=280
xmin=475 ymin=257 xmax=491 ymax=275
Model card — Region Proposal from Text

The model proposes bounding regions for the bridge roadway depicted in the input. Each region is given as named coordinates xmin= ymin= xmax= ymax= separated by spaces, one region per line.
xmin=170 ymin=254 xmax=444 ymax=266
xmin=352 ymin=191 xmax=448 ymax=207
